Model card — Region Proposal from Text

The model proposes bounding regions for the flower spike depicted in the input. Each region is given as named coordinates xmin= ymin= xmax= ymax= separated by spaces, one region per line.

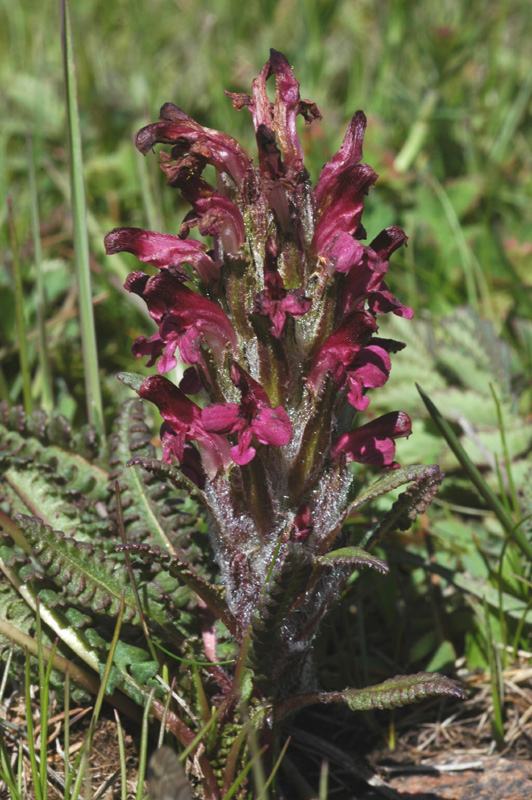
xmin=106 ymin=55 xmax=441 ymax=728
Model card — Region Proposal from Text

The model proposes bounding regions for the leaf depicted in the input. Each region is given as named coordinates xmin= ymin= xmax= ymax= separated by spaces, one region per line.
xmin=315 ymin=546 xmax=389 ymax=575
xmin=108 ymin=399 xmax=204 ymax=551
xmin=341 ymin=671 xmax=467 ymax=711
xmin=346 ymin=464 xmax=442 ymax=519
xmin=425 ymin=640 xmax=456 ymax=674
xmin=126 ymin=455 xmax=204 ymax=502
xmin=365 ymin=465 xmax=444 ymax=547
xmin=117 ymin=372 xmax=144 ymax=393
xmin=0 ymin=405 xmax=110 ymax=578
xmin=116 ymin=542 xmax=237 ymax=637
xmin=277 ymin=671 xmax=467 ymax=718
xmin=417 ymin=384 xmax=532 ymax=560
xmin=13 ymin=514 xmax=183 ymax=641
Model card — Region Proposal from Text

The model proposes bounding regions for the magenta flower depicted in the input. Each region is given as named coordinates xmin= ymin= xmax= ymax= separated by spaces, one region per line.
xmin=309 ymin=310 xmax=392 ymax=411
xmin=105 ymin=52 xmax=458 ymax=765
xmin=124 ymin=270 xmax=238 ymax=374
xmin=201 ymin=362 xmax=292 ymax=465
xmin=104 ymin=227 xmax=218 ymax=284
xmin=252 ymin=237 xmax=311 ymax=338
xmin=135 ymin=101 xmax=251 ymax=186
xmin=138 ymin=374 xmax=231 ymax=480
xmin=331 ymin=411 xmax=412 ymax=469
xmin=340 ymin=226 xmax=414 ymax=319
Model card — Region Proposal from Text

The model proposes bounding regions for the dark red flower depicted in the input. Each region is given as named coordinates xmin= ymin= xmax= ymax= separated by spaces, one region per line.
xmin=340 ymin=226 xmax=413 ymax=319
xmin=309 ymin=310 xmax=377 ymax=393
xmin=311 ymin=111 xmax=379 ymax=276
xmin=125 ymin=270 xmax=238 ymax=374
xmin=135 ymin=101 xmax=251 ymax=187
xmin=201 ymin=362 xmax=292 ymax=465
xmin=138 ymin=375 xmax=231 ymax=478
xmin=226 ymin=49 xmax=322 ymax=180
xmin=292 ymin=505 xmax=312 ymax=542
xmin=104 ymin=227 xmax=218 ymax=284
xmin=252 ymin=237 xmax=311 ymax=337
xmin=331 ymin=411 xmax=412 ymax=469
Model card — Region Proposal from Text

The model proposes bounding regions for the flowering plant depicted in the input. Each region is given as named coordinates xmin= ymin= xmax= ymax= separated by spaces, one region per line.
xmin=0 ymin=50 xmax=465 ymax=800
xmin=104 ymin=48 xmax=465 ymax=781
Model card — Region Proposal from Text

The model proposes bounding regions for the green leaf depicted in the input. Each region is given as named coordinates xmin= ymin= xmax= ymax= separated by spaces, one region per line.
xmin=117 ymin=542 xmax=237 ymax=637
xmin=109 ymin=399 xmax=204 ymax=551
xmin=341 ymin=671 xmax=467 ymax=711
xmin=346 ymin=464 xmax=442 ymax=519
xmin=117 ymin=372 xmax=144 ymax=393
xmin=61 ymin=0 xmax=105 ymax=438
xmin=425 ymin=640 xmax=456 ymax=674
xmin=13 ymin=514 xmax=183 ymax=642
xmin=315 ymin=546 xmax=389 ymax=575
xmin=364 ymin=465 xmax=444 ymax=547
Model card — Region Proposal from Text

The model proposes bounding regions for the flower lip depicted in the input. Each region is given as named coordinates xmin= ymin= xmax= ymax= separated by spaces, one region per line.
xmin=331 ymin=411 xmax=412 ymax=469
xmin=125 ymin=270 xmax=238 ymax=373
xmin=138 ymin=374 xmax=231 ymax=478
xmin=105 ymin=227 xmax=218 ymax=284
xmin=309 ymin=310 xmax=378 ymax=391
xmin=135 ymin=101 xmax=251 ymax=187
xmin=252 ymin=236 xmax=312 ymax=337
xmin=200 ymin=361 xmax=292 ymax=465
xmin=314 ymin=110 xmax=367 ymax=209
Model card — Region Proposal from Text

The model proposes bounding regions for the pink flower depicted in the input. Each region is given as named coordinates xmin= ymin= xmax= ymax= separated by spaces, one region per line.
xmin=312 ymin=111 xmax=378 ymax=275
xmin=340 ymin=226 xmax=413 ymax=319
xmin=201 ymin=362 xmax=292 ymax=465
xmin=125 ymin=270 xmax=238 ymax=374
xmin=226 ymin=49 xmax=322 ymax=180
xmin=104 ymin=227 xmax=218 ymax=285
xmin=252 ymin=237 xmax=311 ymax=338
xmin=138 ymin=374 xmax=231 ymax=480
xmin=331 ymin=411 xmax=412 ymax=469
xmin=135 ymin=101 xmax=250 ymax=187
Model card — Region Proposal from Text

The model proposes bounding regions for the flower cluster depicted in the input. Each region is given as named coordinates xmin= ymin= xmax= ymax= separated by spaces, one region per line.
xmin=105 ymin=50 xmax=413 ymax=636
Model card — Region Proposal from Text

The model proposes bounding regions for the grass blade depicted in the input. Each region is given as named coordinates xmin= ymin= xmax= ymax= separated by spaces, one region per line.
xmin=61 ymin=0 xmax=105 ymax=439
xmin=416 ymin=384 xmax=532 ymax=560
xmin=7 ymin=197 xmax=32 ymax=414
xmin=27 ymin=129 xmax=53 ymax=412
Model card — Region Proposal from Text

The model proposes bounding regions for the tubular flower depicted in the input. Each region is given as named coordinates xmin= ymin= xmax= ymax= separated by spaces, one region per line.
xmin=104 ymin=227 xmax=218 ymax=285
xmin=107 ymin=50 xmax=427 ymax=636
xmin=252 ymin=237 xmax=311 ymax=338
xmin=201 ymin=362 xmax=292 ymax=465
xmin=125 ymin=270 xmax=238 ymax=374
xmin=138 ymin=375 xmax=231 ymax=480
xmin=331 ymin=411 xmax=412 ymax=469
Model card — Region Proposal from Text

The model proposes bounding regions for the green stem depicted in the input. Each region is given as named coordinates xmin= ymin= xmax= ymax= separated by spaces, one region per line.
xmin=26 ymin=130 xmax=53 ymax=412
xmin=7 ymin=197 xmax=32 ymax=414
xmin=61 ymin=0 xmax=105 ymax=439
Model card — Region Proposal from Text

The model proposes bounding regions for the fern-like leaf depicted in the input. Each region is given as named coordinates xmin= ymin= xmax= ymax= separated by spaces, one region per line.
xmin=315 ymin=546 xmax=389 ymax=574
xmin=116 ymin=542 xmax=236 ymax=636
xmin=365 ymin=465 xmax=444 ymax=547
xmin=108 ymin=399 xmax=204 ymax=551
xmin=13 ymin=514 xmax=182 ymax=641
xmin=278 ymin=672 xmax=467 ymax=717
xmin=341 ymin=671 xmax=467 ymax=711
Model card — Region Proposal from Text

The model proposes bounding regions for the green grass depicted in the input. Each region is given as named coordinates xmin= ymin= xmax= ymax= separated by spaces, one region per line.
xmin=1 ymin=0 xmax=532 ymax=795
